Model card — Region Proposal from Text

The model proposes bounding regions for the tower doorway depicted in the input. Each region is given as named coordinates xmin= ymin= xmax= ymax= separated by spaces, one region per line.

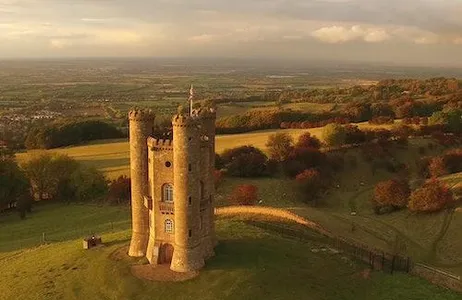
xmin=159 ymin=243 xmax=174 ymax=264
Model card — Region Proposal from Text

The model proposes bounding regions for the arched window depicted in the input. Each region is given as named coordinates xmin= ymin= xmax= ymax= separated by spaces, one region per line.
xmin=162 ymin=184 xmax=173 ymax=202
xmin=165 ymin=219 xmax=174 ymax=233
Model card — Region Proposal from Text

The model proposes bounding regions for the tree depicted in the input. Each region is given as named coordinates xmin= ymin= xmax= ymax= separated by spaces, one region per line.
xmin=322 ymin=123 xmax=346 ymax=147
xmin=221 ymin=146 xmax=269 ymax=177
xmin=295 ymin=132 xmax=321 ymax=149
xmin=428 ymin=157 xmax=448 ymax=178
xmin=108 ymin=176 xmax=131 ymax=205
xmin=295 ymin=169 xmax=324 ymax=204
xmin=408 ymin=180 xmax=454 ymax=212
xmin=265 ymin=133 xmax=294 ymax=162
xmin=21 ymin=152 xmax=79 ymax=201
xmin=70 ymin=166 xmax=108 ymax=202
xmin=282 ymin=147 xmax=326 ymax=177
xmin=0 ymin=156 xmax=31 ymax=217
xmin=228 ymin=184 xmax=258 ymax=206
xmin=372 ymin=179 xmax=410 ymax=214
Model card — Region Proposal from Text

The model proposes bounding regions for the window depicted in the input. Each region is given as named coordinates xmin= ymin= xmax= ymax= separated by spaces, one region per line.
xmin=188 ymin=164 xmax=192 ymax=172
xmin=162 ymin=184 xmax=173 ymax=202
xmin=165 ymin=161 xmax=172 ymax=168
xmin=188 ymin=196 xmax=192 ymax=205
xmin=165 ymin=219 xmax=174 ymax=233
xmin=188 ymin=229 xmax=192 ymax=238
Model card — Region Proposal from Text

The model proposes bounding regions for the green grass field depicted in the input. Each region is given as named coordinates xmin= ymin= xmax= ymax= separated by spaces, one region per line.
xmin=1 ymin=204 xmax=460 ymax=300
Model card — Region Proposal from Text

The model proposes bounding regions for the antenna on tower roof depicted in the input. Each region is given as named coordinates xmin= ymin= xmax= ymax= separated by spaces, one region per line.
xmin=189 ymin=84 xmax=194 ymax=116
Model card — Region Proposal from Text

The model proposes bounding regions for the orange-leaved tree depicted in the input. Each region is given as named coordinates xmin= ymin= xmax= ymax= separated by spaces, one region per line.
xmin=228 ymin=184 xmax=258 ymax=206
xmin=408 ymin=179 xmax=454 ymax=212
xmin=372 ymin=179 xmax=410 ymax=213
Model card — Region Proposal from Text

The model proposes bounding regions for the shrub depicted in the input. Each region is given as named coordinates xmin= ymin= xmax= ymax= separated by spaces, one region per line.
xmin=265 ymin=132 xmax=294 ymax=162
xmin=107 ymin=176 xmax=131 ymax=205
xmin=408 ymin=180 xmax=454 ymax=212
xmin=322 ymin=123 xmax=346 ymax=147
xmin=372 ymin=179 xmax=410 ymax=214
xmin=228 ymin=184 xmax=258 ymax=206
xmin=221 ymin=146 xmax=269 ymax=177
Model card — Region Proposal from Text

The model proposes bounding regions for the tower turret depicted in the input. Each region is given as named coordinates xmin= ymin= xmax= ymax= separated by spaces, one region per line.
xmin=170 ymin=114 xmax=205 ymax=272
xmin=128 ymin=109 xmax=155 ymax=257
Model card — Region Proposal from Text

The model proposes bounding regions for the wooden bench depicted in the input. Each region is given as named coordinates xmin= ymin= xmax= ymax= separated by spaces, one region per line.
xmin=83 ymin=235 xmax=102 ymax=249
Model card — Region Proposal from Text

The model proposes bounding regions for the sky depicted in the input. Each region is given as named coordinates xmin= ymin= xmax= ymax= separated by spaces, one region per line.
xmin=0 ymin=0 xmax=462 ymax=66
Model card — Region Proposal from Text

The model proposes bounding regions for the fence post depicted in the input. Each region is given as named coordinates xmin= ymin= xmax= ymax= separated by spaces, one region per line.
xmin=42 ymin=232 xmax=46 ymax=244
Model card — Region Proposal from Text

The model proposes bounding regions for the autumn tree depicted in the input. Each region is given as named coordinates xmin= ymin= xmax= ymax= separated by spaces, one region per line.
xmin=265 ymin=133 xmax=294 ymax=162
xmin=428 ymin=157 xmax=448 ymax=178
xmin=228 ymin=184 xmax=258 ymax=206
xmin=295 ymin=168 xmax=324 ymax=204
xmin=408 ymin=180 xmax=454 ymax=212
xmin=295 ymin=132 xmax=321 ymax=149
xmin=372 ymin=179 xmax=410 ymax=214
xmin=282 ymin=147 xmax=326 ymax=177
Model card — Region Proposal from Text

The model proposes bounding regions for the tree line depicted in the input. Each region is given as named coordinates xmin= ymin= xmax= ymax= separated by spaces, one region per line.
xmin=25 ymin=120 xmax=125 ymax=149
xmin=0 ymin=151 xmax=131 ymax=218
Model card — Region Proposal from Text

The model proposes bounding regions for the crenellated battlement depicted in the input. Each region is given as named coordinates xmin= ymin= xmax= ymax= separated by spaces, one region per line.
xmin=172 ymin=114 xmax=198 ymax=127
xmin=129 ymin=109 xmax=155 ymax=121
xmin=147 ymin=137 xmax=173 ymax=150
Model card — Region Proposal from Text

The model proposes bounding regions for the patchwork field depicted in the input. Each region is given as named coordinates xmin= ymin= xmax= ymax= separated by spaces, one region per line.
xmin=0 ymin=204 xmax=460 ymax=300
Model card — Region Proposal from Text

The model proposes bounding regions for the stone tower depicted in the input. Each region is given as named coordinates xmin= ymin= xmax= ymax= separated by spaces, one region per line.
xmin=128 ymin=102 xmax=216 ymax=273
xmin=128 ymin=109 xmax=155 ymax=257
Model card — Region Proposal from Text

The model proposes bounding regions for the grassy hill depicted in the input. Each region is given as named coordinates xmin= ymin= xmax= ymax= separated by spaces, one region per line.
xmin=16 ymin=122 xmax=394 ymax=179
xmin=0 ymin=204 xmax=460 ymax=300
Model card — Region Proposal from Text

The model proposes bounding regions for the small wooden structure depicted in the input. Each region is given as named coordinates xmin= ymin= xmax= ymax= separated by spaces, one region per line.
xmin=83 ymin=235 xmax=102 ymax=249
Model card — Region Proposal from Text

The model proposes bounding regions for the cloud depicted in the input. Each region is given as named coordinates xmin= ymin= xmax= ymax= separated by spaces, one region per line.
xmin=188 ymin=34 xmax=216 ymax=43
xmin=311 ymin=25 xmax=390 ymax=43
xmin=0 ymin=0 xmax=461 ymax=65
xmin=50 ymin=39 xmax=72 ymax=49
